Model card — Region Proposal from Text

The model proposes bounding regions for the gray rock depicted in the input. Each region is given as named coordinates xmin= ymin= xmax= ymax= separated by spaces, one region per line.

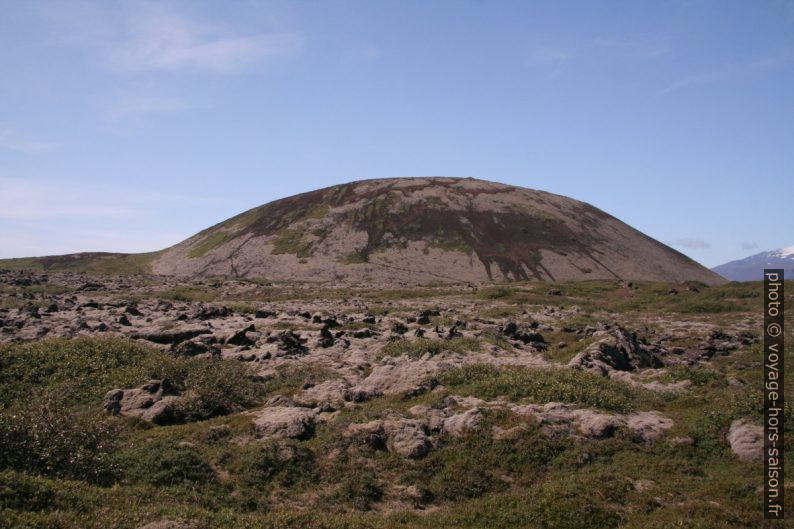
xmin=103 ymin=379 xmax=183 ymax=425
xmin=442 ymin=408 xmax=484 ymax=437
xmin=568 ymin=327 xmax=664 ymax=375
xmin=626 ymin=411 xmax=674 ymax=442
xmin=253 ymin=406 xmax=318 ymax=440
xmin=574 ymin=410 xmax=621 ymax=438
xmin=727 ymin=418 xmax=763 ymax=462
xmin=346 ymin=418 xmax=431 ymax=458
xmin=353 ymin=357 xmax=440 ymax=399
xmin=293 ymin=379 xmax=352 ymax=412
xmin=225 ymin=324 xmax=258 ymax=346
xmin=383 ymin=419 xmax=431 ymax=458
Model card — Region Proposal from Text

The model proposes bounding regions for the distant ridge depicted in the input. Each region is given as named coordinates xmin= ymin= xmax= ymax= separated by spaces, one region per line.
xmin=711 ymin=246 xmax=794 ymax=281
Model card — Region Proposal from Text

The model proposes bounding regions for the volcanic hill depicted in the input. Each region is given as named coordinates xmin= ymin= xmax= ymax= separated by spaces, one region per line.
xmin=141 ymin=177 xmax=718 ymax=284
xmin=1 ymin=177 xmax=724 ymax=284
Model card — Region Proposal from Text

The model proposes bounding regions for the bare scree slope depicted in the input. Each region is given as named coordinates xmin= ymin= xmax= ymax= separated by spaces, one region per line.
xmin=149 ymin=177 xmax=721 ymax=284
xmin=2 ymin=177 xmax=723 ymax=284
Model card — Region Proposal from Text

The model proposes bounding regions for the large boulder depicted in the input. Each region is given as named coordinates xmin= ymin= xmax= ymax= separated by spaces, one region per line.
xmin=103 ymin=379 xmax=183 ymax=425
xmin=266 ymin=330 xmax=308 ymax=355
xmin=727 ymin=418 xmax=763 ymax=462
xmin=253 ymin=406 xmax=318 ymax=440
xmin=384 ymin=419 xmax=432 ymax=458
xmin=293 ymin=379 xmax=352 ymax=411
xmin=625 ymin=411 xmax=674 ymax=442
xmin=568 ymin=327 xmax=664 ymax=375
xmin=225 ymin=324 xmax=259 ymax=346
xmin=346 ymin=417 xmax=431 ymax=458
xmin=572 ymin=409 xmax=622 ymax=438
xmin=442 ymin=408 xmax=484 ymax=437
xmin=353 ymin=357 xmax=441 ymax=399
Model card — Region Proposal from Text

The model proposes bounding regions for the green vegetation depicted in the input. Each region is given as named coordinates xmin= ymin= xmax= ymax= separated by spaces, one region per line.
xmin=656 ymin=365 xmax=726 ymax=387
xmin=0 ymin=337 xmax=263 ymax=414
xmin=437 ymin=364 xmax=654 ymax=412
xmin=0 ymin=337 xmax=264 ymax=493
xmin=226 ymin=302 xmax=258 ymax=314
xmin=272 ymin=228 xmax=314 ymax=257
xmin=0 ymin=280 xmax=792 ymax=529
xmin=0 ymin=257 xmax=43 ymax=271
xmin=0 ymin=252 xmax=161 ymax=275
xmin=304 ymin=203 xmax=330 ymax=219
xmin=188 ymin=231 xmax=236 ymax=258
xmin=377 ymin=337 xmax=482 ymax=359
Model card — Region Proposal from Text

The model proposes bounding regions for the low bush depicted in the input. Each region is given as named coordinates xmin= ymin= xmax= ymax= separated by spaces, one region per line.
xmin=0 ymin=337 xmax=263 ymax=418
xmin=378 ymin=337 xmax=481 ymax=359
xmin=436 ymin=364 xmax=645 ymax=412
xmin=119 ymin=438 xmax=214 ymax=487
xmin=0 ymin=395 xmax=121 ymax=484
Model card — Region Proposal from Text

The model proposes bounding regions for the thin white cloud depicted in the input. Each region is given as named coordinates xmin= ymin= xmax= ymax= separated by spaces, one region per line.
xmin=591 ymin=35 xmax=671 ymax=58
xmin=0 ymin=126 xmax=60 ymax=153
xmin=0 ymin=177 xmax=226 ymax=221
xmin=38 ymin=1 xmax=302 ymax=75
xmin=0 ymin=178 xmax=129 ymax=220
xmin=658 ymin=53 xmax=792 ymax=95
xmin=741 ymin=242 xmax=759 ymax=251
xmin=111 ymin=94 xmax=192 ymax=117
xmin=105 ymin=4 xmax=302 ymax=74
xmin=527 ymin=35 xmax=669 ymax=81
xmin=674 ymin=238 xmax=711 ymax=249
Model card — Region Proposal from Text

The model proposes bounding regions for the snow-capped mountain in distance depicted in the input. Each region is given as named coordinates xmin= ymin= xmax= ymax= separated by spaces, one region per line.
xmin=712 ymin=245 xmax=794 ymax=281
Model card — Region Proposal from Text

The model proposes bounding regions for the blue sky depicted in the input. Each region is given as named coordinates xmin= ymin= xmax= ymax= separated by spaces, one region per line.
xmin=0 ymin=0 xmax=792 ymax=267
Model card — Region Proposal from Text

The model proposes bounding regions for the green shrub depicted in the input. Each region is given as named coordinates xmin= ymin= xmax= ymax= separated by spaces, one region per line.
xmin=526 ymin=471 xmax=626 ymax=529
xmin=120 ymin=438 xmax=214 ymax=487
xmin=234 ymin=442 xmax=317 ymax=489
xmin=378 ymin=337 xmax=481 ymax=359
xmin=477 ymin=287 xmax=513 ymax=299
xmin=658 ymin=366 xmax=725 ymax=387
xmin=689 ymin=388 xmax=768 ymax=456
xmin=170 ymin=360 xmax=263 ymax=422
xmin=0 ymin=337 xmax=263 ymax=420
xmin=436 ymin=365 xmax=645 ymax=412
xmin=418 ymin=413 xmax=561 ymax=502
xmin=335 ymin=470 xmax=383 ymax=511
xmin=0 ymin=395 xmax=121 ymax=484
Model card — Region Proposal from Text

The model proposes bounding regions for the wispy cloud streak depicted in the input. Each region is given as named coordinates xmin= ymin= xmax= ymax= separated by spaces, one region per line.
xmin=0 ymin=126 xmax=60 ymax=153
xmin=106 ymin=4 xmax=302 ymax=74
xmin=658 ymin=53 xmax=792 ymax=95
xmin=0 ymin=177 xmax=227 ymax=221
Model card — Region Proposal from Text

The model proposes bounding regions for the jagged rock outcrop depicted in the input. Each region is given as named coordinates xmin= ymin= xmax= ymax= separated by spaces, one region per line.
xmin=568 ymin=327 xmax=664 ymax=375
xmin=103 ymin=379 xmax=184 ymax=425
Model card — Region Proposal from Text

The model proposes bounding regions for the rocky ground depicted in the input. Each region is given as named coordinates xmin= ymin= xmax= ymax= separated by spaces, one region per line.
xmin=0 ymin=269 xmax=791 ymax=529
